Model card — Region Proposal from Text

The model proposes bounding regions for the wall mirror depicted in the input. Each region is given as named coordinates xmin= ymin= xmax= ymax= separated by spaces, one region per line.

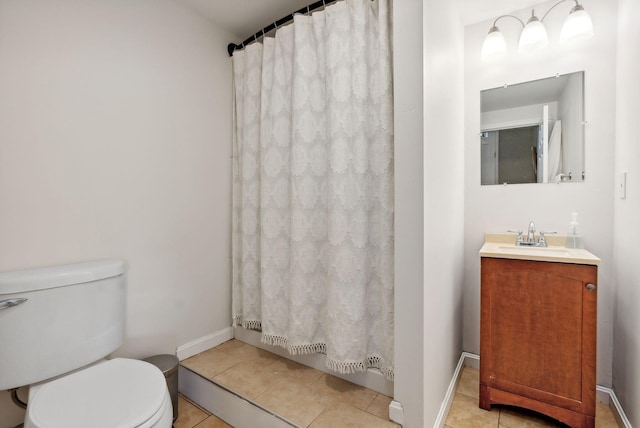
xmin=480 ymin=71 xmax=585 ymax=185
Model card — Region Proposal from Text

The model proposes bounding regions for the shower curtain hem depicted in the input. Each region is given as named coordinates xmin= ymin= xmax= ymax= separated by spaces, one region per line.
xmin=262 ymin=330 xmax=394 ymax=381
xmin=233 ymin=318 xmax=394 ymax=380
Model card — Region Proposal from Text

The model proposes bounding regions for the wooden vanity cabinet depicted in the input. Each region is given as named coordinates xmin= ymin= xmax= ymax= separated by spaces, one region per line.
xmin=480 ymin=257 xmax=597 ymax=428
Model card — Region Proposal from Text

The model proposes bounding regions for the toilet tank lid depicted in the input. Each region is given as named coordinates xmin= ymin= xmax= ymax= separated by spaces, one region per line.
xmin=0 ymin=259 xmax=126 ymax=295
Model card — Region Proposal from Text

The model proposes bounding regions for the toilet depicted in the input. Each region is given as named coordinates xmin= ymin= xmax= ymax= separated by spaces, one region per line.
xmin=0 ymin=260 xmax=173 ymax=428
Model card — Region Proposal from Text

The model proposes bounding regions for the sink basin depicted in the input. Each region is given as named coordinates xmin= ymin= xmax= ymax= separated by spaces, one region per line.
xmin=496 ymin=245 xmax=572 ymax=257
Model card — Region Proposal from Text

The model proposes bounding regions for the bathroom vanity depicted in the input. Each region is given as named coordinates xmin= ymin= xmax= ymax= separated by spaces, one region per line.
xmin=479 ymin=234 xmax=600 ymax=428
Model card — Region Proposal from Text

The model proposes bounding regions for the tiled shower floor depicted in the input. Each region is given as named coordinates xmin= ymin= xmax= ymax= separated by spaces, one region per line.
xmin=176 ymin=340 xmax=621 ymax=428
xmin=179 ymin=339 xmax=397 ymax=427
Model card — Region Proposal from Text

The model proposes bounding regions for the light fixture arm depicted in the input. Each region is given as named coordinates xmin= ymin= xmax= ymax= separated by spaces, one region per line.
xmin=540 ymin=0 xmax=581 ymax=22
xmin=491 ymin=14 xmax=525 ymax=28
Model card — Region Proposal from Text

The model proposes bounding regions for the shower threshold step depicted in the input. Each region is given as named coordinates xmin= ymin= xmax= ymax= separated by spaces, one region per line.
xmin=178 ymin=340 xmax=398 ymax=428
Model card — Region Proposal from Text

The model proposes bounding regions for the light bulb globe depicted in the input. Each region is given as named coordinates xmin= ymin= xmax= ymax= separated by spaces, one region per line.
xmin=560 ymin=6 xmax=594 ymax=41
xmin=518 ymin=16 xmax=549 ymax=52
xmin=481 ymin=27 xmax=507 ymax=60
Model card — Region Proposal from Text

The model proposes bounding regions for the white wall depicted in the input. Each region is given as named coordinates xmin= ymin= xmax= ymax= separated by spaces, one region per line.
xmin=394 ymin=0 xmax=464 ymax=426
xmin=393 ymin=0 xmax=425 ymax=424
xmin=423 ymin=0 xmax=465 ymax=425
xmin=463 ymin=0 xmax=618 ymax=387
xmin=0 ymin=1 xmax=235 ymax=425
xmin=613 ymin=0 xmax=640 ymax=423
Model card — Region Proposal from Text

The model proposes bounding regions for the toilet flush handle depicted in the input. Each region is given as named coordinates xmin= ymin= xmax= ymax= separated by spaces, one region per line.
xmin=0 ymin=298 xmax=28 ymax=310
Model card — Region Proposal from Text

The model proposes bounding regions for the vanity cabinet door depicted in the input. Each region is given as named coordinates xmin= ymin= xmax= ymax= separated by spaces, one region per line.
xmin=480 ymin=257 xmax=597 ymax=428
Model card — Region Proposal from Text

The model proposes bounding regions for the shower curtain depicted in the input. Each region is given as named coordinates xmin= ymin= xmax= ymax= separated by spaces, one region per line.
xmin=232 ymin=0 xmax=393 ymax=379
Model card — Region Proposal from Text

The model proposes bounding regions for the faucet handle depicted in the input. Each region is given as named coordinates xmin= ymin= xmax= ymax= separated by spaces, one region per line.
xmin=538 ymin=231 xmax=557 ymax=247
xmin=507 ymin=230 xmax=524 ymax=244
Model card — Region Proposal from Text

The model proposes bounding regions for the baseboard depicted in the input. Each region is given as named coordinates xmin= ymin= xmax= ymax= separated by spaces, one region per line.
xmin=388 ymin=400 xmax=404 ymax=426
xmin=432 ymin=352 xmax=476 ymax=428
xmin=434 ymin=352 xmax=632 ymax=428
xmin=461 ymin=352 xmax=479 ymax=369
xmin=233 ymin=326 xmax=394 ymax=397
xmin=596 ymin=385 xmax=633 ymax=428
xmin=176 ymin=327 xmax=234 ymax=361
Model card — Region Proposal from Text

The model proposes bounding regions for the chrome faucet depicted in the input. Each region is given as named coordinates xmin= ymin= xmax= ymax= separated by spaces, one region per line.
xmin=527 ymin=221 xmax=536 ymax=244
xmin=508 ymin=221 xmax=555 ymax=247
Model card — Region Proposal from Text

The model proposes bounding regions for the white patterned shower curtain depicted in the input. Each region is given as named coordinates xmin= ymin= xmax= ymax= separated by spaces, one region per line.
xmin=231 ymin=0 xmax=393 ymax=379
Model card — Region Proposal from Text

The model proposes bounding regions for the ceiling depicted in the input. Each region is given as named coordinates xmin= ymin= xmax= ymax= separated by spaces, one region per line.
xmin=175 ymin=0 xmax=314 ymax=41
xmin=456 ymin=0 xmax=547 ymax=25
xmin=174 ymin=0 xmax=545 ymax=42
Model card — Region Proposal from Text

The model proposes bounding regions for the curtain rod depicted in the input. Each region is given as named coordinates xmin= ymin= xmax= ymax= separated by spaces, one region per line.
xmin=227 ymin=0 xmax=339 ymax=57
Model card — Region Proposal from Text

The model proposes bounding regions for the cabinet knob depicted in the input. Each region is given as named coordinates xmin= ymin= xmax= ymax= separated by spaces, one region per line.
xmin=586 ymin=283 xmax=596 ymax=291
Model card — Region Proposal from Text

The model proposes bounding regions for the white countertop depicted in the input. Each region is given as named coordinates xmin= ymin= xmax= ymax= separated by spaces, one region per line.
xmin=479 ymin=233 xmax=601 ymax=265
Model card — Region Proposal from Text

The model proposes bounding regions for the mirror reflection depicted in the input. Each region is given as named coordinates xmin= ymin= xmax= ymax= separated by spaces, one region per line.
xmin=480 ymin=71 xmax=584 ymax=185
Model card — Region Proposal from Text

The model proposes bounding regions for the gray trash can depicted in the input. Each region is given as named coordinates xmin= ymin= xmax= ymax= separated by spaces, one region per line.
xmin=144 ymin=354 xmax=179 ymax=422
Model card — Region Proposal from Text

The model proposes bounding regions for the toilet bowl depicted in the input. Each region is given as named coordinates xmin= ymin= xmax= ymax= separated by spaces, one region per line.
xmin=25 ymin=359 xmax=173 ymax=428
xmin=0 ymin=260 xmax=173 ymax=428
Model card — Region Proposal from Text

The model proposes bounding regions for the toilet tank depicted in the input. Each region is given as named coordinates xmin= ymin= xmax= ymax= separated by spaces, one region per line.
xmin=0 ymin=260 xmax=126 ymax=390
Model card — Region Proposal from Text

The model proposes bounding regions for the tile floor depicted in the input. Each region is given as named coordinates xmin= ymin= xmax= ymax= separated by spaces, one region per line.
xmin=175 ymin=395 xmax=232 ymax=428
xmin=177 ymin=340 xmax=621 ymax=428
xmin=445 ymin=367 xmax=621 ymax=428
xmin=179 ymin=339 xmax=398 ymax=427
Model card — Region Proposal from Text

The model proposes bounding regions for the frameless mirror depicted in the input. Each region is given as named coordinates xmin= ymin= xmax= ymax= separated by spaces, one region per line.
xmin=480 ymin=71 xmax=584 ymax=185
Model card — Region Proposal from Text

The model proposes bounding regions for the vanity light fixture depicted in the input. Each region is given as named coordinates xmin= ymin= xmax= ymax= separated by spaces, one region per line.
xmin=481 ymin=0 xmax=594 ymax=60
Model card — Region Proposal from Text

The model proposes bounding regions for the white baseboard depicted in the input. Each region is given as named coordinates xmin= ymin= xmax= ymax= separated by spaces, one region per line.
xmin=596 ymin=385 xmax=633 ymax=428
xmin=432 ymin=352 xmax=476 ymax=428
xmin=388 ymin=400 xmax=404 ymax=426
xmin=434 ymin=352 xmax=632 ymax=428
xmin=176 ymin=327 xmax=234 ymax=361
xmin=461 ymin=352 xmax=479 ymax=369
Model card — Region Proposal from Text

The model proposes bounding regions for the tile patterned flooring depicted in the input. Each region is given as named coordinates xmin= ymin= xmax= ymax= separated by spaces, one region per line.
xmin=444 ymin=367 xmax=621 ymax=428
xmin=179 ymin=339 xmax=398 ymax=427
xmin=176 ymin=340 xmax=621 ymax=428
xmin=175 ymin=395 xmax=232 ymax=428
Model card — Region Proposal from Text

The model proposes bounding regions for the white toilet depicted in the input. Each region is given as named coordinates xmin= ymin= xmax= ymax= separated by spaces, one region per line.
xmin=0 ymin=260 xmax=173 ymax=428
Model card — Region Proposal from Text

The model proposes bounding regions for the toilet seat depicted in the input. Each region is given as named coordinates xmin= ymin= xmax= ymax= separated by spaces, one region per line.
xmin=26 ymin=358 xmax=171 ymax=428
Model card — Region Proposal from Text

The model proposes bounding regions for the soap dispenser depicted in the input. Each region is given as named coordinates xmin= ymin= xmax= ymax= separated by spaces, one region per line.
xmin=566 ymin=212 xmax=584 ymax=249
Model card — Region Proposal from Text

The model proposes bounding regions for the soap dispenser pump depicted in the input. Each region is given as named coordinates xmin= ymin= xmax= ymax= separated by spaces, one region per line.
xmin=566 ymin=212 xmax=584 ymax=249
